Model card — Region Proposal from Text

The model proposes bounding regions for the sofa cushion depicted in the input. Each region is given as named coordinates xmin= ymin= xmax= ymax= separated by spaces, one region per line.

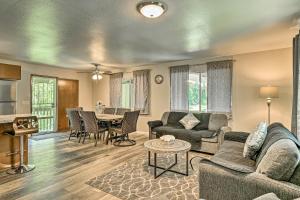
xmin=210 ymin=140 xmax=256 ymax=173
xmin=166 ymin=112 xmax=187 ymax=128
xmin=179 ymin=113 xmax=200 ymax=129
xmin=290 ymin=164 xmax=300 ymax=186
xmin=256 ymin=124 xmax=300 ymax=167
xmin=243 ymin=122 xmax=268 ymax=160
xmin=224 ymin=131 xmax=250 ymax=143
xmin=161 ymin=112 xmax=170 ymax=126
xmin=208 ymin=114 xmax=228 ymax=131
xmin=256 ymin=139 xmax=300 ymax=181
xmin=192 ymin=113 xmax=211 ymax=130
xmin=153 ymin=126 xmax=216 ymax=139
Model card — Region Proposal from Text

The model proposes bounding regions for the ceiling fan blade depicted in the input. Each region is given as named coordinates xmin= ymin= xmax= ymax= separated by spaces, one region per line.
xmin=76 ymin=71 xmax=93 ymax=74
xmin=102 ymin=71 xmax=113 ymax=75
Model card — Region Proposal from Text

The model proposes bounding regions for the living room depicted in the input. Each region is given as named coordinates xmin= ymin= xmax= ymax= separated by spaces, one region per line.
xmin=0 ymin=1 xmax=300 ymax=200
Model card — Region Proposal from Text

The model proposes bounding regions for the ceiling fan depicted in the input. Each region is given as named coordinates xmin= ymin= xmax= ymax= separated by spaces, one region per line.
xmin=77 ymin=63 xmax=113 ymax=80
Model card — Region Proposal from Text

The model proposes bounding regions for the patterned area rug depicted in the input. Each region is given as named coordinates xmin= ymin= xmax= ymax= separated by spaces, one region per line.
xmin=87 ymin=153 xmax=202 ymax=200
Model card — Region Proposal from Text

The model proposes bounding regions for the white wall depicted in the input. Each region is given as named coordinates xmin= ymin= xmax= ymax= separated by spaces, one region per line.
xmin=231 ymin=48 xmax=292 ymax=131
xmin=0 ymin=59 xmax=93 ymax=114
xmin=92 ymin=74 xmax=110 ymax=107
xmin=93 ymin=48 xmax=293 ymax=133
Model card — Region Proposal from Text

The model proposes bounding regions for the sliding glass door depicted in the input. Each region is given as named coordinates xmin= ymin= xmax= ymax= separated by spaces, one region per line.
xmin=31 ymin=75 xmax=57 ymax=132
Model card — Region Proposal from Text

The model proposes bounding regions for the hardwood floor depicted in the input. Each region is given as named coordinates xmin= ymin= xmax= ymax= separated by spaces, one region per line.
xmin=0 ymin=132 xmax=207 ymax=200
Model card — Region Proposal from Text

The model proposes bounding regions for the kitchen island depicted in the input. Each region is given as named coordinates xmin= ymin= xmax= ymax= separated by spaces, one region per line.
xmin=0 ymin=114 xmax=38 ymax=170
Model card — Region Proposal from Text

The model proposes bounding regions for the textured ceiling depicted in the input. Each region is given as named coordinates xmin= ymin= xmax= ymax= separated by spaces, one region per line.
xmin=0 ymin=0 xmax=299 ymax=70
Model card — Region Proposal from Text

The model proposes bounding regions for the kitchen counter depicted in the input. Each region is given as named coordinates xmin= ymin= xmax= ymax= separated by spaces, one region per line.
xmin=0 ymin=114 xmax=37 ymax=169
xmin=0 ymin=114 xmax=35 ymax=124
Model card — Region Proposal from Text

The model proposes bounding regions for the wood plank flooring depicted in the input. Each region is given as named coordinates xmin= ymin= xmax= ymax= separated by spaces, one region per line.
xmin=0 ymin=132 xmax=207 ymax=200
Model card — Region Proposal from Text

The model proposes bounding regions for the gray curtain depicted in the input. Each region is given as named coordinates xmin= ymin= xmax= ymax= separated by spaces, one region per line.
xmin=292 ymin=31 xmax=300 ymax=138
xmin=207 ymin=60 xmax=233 ymax=113
xmin=110 ymin=73 xmax=123 ymax=108
xmin=133 ymin=70 xmax=150 ymax=114
xmin=170 ymin=65 xmax=189 ymax=111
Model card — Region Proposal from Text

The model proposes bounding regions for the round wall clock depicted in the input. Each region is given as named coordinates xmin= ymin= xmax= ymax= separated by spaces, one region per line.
xmin=154 ymin=75 xmax=164 ymax=84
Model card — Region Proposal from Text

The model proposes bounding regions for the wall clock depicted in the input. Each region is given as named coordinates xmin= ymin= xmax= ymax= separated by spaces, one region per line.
xmin=154 ymin=75 xmax=164 ymax=84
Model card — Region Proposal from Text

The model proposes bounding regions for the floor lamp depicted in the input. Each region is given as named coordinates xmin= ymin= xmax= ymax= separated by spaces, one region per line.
xmin=259 ymin=86 xmax=279 ymax=124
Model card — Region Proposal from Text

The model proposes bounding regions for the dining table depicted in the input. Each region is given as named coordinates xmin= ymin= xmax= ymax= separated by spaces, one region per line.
xmin=66 ymin=113 xmax=124 ymax=144
xmin=95 ymin=114 xmax=123 ymax=121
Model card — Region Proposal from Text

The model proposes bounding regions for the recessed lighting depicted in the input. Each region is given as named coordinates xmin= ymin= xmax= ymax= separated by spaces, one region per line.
xmin=137 ymin=1 xmax=167 ymax=19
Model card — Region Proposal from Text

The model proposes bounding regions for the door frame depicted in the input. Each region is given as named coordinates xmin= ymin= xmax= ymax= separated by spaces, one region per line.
xmin=30 ymin=75 xmax=79 ymax=132
xmin=30 ymin=74 xmax=58 ymax=132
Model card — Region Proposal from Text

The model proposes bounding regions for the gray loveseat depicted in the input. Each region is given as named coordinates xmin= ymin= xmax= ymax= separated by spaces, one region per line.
xmin=148 ymin=112 xmax=231 ymax=154
xmin=199 ymin=123 xmax=300 ymax=200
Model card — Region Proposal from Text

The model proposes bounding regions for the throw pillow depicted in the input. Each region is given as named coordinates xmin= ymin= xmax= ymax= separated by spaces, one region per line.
xmin=243 ymin=121 xmax=268 ymax=160
xmin=253 ymin=193 xmax=281 ymax=200
xmin=179 ymin=113 xmax=200 ymax=130
xmin=256 ymin=139 xmax=300 ymax=181
xmin=161 ymin=112 xmax=170 ymax=126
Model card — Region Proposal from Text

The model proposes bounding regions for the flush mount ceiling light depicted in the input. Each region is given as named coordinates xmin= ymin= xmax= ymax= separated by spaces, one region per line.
xmin=137 ymin=1 xmax=167 ymax=18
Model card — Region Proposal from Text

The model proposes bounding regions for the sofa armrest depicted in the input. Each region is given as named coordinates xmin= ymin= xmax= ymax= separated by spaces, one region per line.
xmin=220 ymin=126 xmax=231 ymax=133
xmin=215 ymin=126 xmax=231 ymax=146
xmin=199 ymin=159 xmax=300 ymax=200
xmin=147 ymin=120 xmax=163 ymax=129
xmin=224 ymin=131 xmax=250 ymax=143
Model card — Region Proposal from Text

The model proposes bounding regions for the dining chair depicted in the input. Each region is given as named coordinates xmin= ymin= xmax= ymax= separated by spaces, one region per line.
xmin=80 ymin=111 xmax=107 ymax=146
xmin=66 ymin=110 xmax=83 ymax=141
xmin=109 ymin=110 xmax=140 ymax=147
xmin=66 ymin=107 xmax=83 ymax=131
xmin=116 ymin=108 xmax=131 ymax=115
xmin=112 ymin=108 xmax=131 ymax=126
xmin=66 ymin=107 xmax=83 ymax=113
xmin=103 ymin=107 xmax=116 ymax=114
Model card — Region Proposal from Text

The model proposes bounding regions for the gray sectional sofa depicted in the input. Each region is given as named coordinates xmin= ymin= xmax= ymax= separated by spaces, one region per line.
xmin=199 ymin=123 xmax=300 ymax=200
xmin=148 ymin=112 xmax=231 ymax=154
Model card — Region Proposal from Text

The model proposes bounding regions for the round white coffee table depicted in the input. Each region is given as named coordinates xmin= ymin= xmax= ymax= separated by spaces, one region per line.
xmin=144 ymin=139 xmax=191 ymax=179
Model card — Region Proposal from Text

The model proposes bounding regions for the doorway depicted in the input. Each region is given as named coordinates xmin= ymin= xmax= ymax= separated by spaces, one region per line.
xmin=57 ymin=79 xmax=79 ymax=131
xmin=31 ymin=75 xmax=57 ymax=132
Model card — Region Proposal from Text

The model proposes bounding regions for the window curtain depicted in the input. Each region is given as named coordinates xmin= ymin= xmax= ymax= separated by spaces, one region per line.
xmin=109 ymin=73 xmax=123 ymax=108
xmin=292 ymin=31 xmax=300 ymax=138
xmin=170 ymin=65 xmax=189 ymax=111
xmin=133 ymin=70 xmax=150 ymax=114
xmin=207 ymin=60 xmax=233 ymax=113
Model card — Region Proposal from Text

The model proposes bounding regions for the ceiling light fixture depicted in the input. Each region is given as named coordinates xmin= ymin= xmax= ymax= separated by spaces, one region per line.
xmin=91 ymin=63 xmax=103 ymax=80
xmin=137 ymin=1 xmax=167 ymax=18
xmin=92 ymin=73 xmax=102 ymax=80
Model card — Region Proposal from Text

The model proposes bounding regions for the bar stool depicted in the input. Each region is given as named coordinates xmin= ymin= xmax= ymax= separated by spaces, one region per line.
xmin=7 ymin=116 xmax=39 ymax=174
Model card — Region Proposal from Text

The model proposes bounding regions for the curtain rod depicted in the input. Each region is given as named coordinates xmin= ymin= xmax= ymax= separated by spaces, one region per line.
xmin=184 ymin=59 xmax=236 ymax=67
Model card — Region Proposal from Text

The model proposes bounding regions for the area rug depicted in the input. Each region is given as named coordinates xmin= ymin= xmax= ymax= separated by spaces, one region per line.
xmin=86 ymin=154 xmax=201 ymax=200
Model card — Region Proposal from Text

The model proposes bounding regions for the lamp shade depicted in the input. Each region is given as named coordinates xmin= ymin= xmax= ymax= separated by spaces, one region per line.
xmin=259 ymin=86 xmax=279 ymax=98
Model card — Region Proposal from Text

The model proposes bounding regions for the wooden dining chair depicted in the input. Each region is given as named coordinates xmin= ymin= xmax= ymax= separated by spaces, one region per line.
xmin=80 ymin=111 xmax=107 ymax=146
xmin=103 ymin=107 xmax=116 ymax=114
xmin=66 ymin=110 xmax=83 ymax=141
xmin=109 ymin=110 xmax=140 ymax=147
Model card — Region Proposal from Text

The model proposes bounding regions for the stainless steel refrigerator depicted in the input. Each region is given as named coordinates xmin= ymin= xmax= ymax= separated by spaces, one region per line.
xmin=0 ymin=80 xmax=16 ymax=115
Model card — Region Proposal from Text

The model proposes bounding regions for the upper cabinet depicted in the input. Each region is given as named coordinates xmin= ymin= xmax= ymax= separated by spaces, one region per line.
xmin=0 ymin=63 xmax=21 ymax=80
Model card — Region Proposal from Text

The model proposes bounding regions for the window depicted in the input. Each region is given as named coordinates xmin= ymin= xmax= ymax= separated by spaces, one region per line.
xmin=188 ymin=72 xmax=207 ymax=112
xmin=121 ymin=80 xmax=133 ymax=109
xmin=170 ymin=62 xmax=232 ymax=114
